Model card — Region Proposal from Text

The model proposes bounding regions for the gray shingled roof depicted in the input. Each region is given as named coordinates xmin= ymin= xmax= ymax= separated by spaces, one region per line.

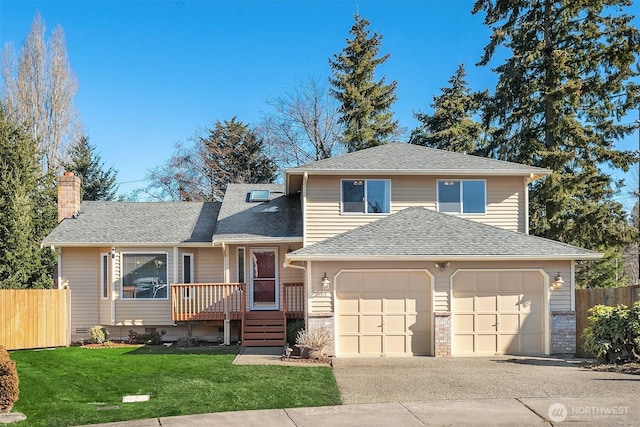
xmin=287 ymin=207 xmax=600 ymax=260
xmin=286 ymin=143 xmax=551 ymax=175
xmin=43 ymin=201 xmax=220 ymax=246
xmin=213 ymin=183 xmax=302 ymax=242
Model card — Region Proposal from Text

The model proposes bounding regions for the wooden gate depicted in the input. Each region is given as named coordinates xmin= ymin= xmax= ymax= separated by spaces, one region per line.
xmin=575 ymin=285 xmax=640 ymax=357
xmin=0 ymin=289 xmax=70 ymax=350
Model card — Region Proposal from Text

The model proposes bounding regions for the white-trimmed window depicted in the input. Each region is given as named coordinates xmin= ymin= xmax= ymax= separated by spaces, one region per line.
xmin=237 ymin=247 xmax=246 ymax=283
xmin=341 ymin=179 xmax=391 ymax=214
xmin=437 ymin=180 xmax=486 ymax=214
xmin=100 ymin=253 xmax=109 ymax=299
xmin=182 ymin=253 xmax=194 ymax=299
xmin=121 ymin=253 xmax=168 ymax=299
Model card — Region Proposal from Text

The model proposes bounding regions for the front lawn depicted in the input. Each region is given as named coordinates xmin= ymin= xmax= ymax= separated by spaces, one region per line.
xmin=9 ymin=345 xmax=340 ymax=427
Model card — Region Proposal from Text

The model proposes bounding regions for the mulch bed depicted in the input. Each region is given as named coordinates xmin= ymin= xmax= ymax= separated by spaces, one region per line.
xmin=78 ymin=342 xmax=141 ymax=349
xmin=589 ymin=361 xmax=640 ymax=375
xmin=282 ymin=356 xmax=333 ymax=365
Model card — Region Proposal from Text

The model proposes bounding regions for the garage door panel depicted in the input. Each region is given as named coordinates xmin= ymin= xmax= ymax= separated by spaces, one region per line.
xmin=362 ymin=315 xmax=383 ymax=333
xmin=338 ymin=315 xmax=360 ymax=334
xmin=500 ymin=314 xmax=520 ymax=332
xmin=454 ymin=314 xmax=474 ymax=332
xmin=477 ymin=334 xmax=498 ymax=352
xmin=386 ymin=315 xmax=406 ymax=333
xmin=362 ymin=335 xmax=383 ymax=354
xmin=338 ymin=294 xmax=360 ymax=312
xmin=453 ymin=271 xmax=545 ymax=356
xmin=476 ymin=294 xmax=498 ymax=311
xmin=362 ymin=297 xmax=383 ymax=313
xmin=477 ymin=314 xmax=498 ymax=332
xmin=337 ymin=271 xmax=432 ymax=356
xmin=453 ymin=292 xmax=475 ymax=311
xmin=477 ymin=273 xmax=499 ymax=291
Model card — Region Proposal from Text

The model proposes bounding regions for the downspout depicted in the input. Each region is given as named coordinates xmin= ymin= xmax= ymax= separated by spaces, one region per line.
xmin=302 ymin=172 xmax=308 ymax=247
xmin=111 ymin=247 xmax=116 ymax=326
xmin=571 ymin=260 xmax=576 ymax=311
xmin=525 ymin=174 xmax=532 ymax=234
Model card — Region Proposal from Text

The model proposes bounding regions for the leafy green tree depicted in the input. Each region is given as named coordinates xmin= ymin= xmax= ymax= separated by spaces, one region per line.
xmin=0 ymin=105 xmax=55 ymax=289
xmin=143 ymin=118 xmax=276 ymax=201
xmin=473 ymin=0 xmax=640 ymax=287
xmin=329 ymin=14 xmax=398 ymax=151
xmin=409 ymin=64 xmax=487 ymax=153
xmin=61 ymin=136 xmax=117 ymax=201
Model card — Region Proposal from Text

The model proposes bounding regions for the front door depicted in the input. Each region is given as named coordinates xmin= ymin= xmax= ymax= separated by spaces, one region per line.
xmin=249 ymin=248 xmax=279 ymax=310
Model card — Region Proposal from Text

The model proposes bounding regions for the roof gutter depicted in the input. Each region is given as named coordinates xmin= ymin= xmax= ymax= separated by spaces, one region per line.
xmin=285 ymin=253 xmax=603 ymax=262
xmin=286 ymin=169 xmax=551 ymax=180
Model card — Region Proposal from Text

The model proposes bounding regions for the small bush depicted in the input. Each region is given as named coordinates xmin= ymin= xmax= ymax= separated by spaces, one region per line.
xmin=128 ymin=329 xmax=166 ymax=345
xmin=583 ymin=302 xmax=640 ymax=364
xmin=295 ymin=325 xmax=333 ymax=350
xmin=286 ymin=319 xmax=305 ymax=345
xmin=90 ymin=325 xmax=110 ymax=344
xmin=0 ymin=346 xmax=19 ymax=413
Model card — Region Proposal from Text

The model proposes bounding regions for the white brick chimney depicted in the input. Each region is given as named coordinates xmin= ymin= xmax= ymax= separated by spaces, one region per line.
xmin=57 ymin=171 xmax=81 ymax=223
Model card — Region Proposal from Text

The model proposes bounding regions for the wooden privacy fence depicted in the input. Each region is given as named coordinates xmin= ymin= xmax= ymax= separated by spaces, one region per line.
xmin=0 ymin=289 xmax=70 ymax=350
xmin=575 ymin=285 xmax=640 ymax=357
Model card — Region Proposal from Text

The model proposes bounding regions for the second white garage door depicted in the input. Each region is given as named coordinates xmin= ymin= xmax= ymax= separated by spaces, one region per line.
xmin=336 ymin=270 xmax=432 ymax=357
xmin=452 ymin=270 xmax=546 ymax=356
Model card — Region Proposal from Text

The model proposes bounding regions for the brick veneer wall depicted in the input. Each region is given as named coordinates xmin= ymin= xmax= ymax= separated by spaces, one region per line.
xmin=57 ymin=172 xmax=81 ymax=223
xmin=551 ymin=311 xmax=576 ymax=355
xmin=434 ymin=311 xmax=451 ymax=357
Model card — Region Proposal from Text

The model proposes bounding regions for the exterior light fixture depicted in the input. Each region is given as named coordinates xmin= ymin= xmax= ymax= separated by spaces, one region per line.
xmin=434 ymin=262 xmax=450 ymax=271
xmin=551 ymin=273 xmax=564 ymax=290
xmin=111 ymin=247 xmax=115 ymax=259
xmin=321 ymin=273 xmax=330 ymax=290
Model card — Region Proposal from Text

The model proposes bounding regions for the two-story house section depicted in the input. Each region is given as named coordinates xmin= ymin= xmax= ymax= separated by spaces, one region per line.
xmin=44 ymin=143 xmax=600 ymax=357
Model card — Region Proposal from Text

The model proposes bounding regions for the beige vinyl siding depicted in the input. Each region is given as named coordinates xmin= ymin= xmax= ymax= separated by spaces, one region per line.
xmin=307 ymin=260 xmax=572 ymax=314
xmin=60 ymin=247 xmax=100 ymax=340
xmin=305 ymin=175 xmax=526 ymax=245
xmin=177 ymin=247 xmax=223 ymax=283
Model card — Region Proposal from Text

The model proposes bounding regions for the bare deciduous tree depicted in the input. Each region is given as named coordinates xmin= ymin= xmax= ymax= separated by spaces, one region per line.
xmin=260 ymin=77 xmax=344 ymax=173
xmin=1 ymin=12 xmax=79 ymax=174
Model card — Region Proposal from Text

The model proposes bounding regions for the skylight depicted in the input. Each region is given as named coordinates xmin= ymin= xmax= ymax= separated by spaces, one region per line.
xmin=249 ymin=189 xmax=270 ymax=202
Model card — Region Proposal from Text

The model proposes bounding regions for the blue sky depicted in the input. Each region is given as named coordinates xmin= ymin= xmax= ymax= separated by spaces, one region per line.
xmin=1 ymin=0 xmax=638 ymax=210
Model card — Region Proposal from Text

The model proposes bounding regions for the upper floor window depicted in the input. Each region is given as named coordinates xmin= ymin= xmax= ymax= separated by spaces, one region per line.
xmin=341 ymin=179 xmax=390 ymax=214
xmin=437 ymin=180 xmax=486 ymax=214
xmin=121 ymin=253 xmax=168 ymax=299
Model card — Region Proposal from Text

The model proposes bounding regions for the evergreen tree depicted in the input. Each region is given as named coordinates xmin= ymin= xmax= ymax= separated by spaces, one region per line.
xmin=329 ymin=14 xmax=398 ymax=152
xmin=61 ymin=136 xmax=118 ymax=201
xmin=409 ymin=64 xmax=487 ymax=153
xmin=200 ymin=118 xmax=277 ymax=200
xmin=0 ymin=105 xmax=55 ymax=289
xmin=473 ymin=0 xmax=640 ymax=287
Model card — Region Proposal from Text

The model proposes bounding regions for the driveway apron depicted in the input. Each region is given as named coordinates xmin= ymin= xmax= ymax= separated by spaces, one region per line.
xmin=331 ymin=356 xmax=640 ymax=404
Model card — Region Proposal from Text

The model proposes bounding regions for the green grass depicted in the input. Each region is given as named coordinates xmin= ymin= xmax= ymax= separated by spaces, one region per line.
xmin=9 ymin=345 xmax=341 ymax=427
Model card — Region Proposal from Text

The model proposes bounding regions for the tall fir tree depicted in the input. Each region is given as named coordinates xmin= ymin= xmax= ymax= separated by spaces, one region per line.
xmin=61 ymin=136 xmax=118 ymax=201
xmin=0 ymin=104 xmax=55 ymax=288
xmin=329 ymin=14 xmax=398 ymax=152
xmin=473 ymin=0 xmax=640 ymax=287
xmin=409 ymin=64 xmax=487 ymax=154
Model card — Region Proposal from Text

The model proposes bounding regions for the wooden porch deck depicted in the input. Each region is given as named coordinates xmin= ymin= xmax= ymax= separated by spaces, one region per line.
xmin=170 ymin=282 xmax=304 ymax=346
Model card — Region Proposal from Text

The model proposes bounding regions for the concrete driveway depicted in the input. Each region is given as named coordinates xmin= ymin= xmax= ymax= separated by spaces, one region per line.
xmin=332 ymin=356 xmax=640 ymax=404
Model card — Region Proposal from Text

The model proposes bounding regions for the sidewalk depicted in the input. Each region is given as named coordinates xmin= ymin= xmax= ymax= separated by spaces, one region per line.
xmin=82 ymin=397 xmax=640 ymax=426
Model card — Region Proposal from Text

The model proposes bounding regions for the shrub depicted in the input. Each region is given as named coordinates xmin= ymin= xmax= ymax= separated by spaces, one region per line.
xmin=295 ymin=325 xmax=333 ymax=351
xmin=0 ymin=346 xmax=19 ymax=413
xmin=90 ymin=325 xmax=110 ymax=344
xmin=286 ymin=319 xmax=305 ymax=345
xmin=583 ymin=302 xmax=640 ymax=364
xmin=128 ymin=329 xmax=166 ymax=345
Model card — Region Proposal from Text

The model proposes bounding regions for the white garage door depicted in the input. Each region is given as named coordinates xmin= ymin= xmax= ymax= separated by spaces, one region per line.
xmin=336 ymin=271 xmax=432 ymax=357
xmin=452 ymin=270 xmax=545 ymax=356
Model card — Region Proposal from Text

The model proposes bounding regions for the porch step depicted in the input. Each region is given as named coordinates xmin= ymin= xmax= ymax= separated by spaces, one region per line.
xmin=242 ymin=311 xmax=286 ymax=347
